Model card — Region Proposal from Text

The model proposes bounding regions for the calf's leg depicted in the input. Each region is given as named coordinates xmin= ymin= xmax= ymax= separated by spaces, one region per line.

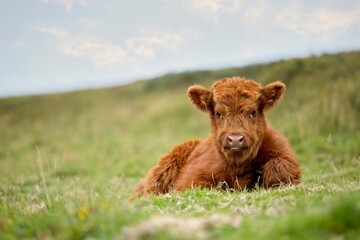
xmin=132 ymin=140 xmax=200 ymax=198
xmin=261 ymin=158 xmax=301 ymax=188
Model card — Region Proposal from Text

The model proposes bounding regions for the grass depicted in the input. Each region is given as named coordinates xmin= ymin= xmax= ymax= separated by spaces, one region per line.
xmin=1 ymin=50 xmax=360 ymax=239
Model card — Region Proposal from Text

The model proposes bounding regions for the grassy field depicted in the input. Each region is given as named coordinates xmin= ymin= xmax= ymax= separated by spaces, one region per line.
xmin=1 ymin=51 xmax=359 ymax=239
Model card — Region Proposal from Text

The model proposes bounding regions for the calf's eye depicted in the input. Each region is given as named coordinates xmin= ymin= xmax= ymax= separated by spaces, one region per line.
xmin=251 ymin=110 xmax=257 ymax=117
xmin=215 ymin=112 xmax=222 ymax=119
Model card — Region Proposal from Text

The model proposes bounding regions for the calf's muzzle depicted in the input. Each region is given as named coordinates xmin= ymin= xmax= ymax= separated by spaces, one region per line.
xmin=225 ymin=134 xmax=246 ymax=152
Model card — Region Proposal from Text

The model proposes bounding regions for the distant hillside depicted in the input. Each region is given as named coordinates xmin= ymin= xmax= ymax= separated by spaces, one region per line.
xmin=141 ymin=50 xmax=360 ymax=90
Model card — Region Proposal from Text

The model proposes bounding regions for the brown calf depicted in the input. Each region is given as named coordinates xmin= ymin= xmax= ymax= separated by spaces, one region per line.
xmin=133 ymin=77 xmax=301 ymax=197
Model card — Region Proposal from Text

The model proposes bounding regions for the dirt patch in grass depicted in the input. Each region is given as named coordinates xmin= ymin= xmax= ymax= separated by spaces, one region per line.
xmin=121 ymin=213 xmax=242 ymax=239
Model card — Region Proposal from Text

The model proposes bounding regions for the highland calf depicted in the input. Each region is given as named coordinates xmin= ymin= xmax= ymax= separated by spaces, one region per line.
xmin=133 ymin=77 xmax=301 ymax=197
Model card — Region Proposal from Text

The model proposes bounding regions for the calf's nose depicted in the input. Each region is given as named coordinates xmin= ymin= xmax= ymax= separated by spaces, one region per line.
xmin=227 ymin=135 xmax=244 ymax=146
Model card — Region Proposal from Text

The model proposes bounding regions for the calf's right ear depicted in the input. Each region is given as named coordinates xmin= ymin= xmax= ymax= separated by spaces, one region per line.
xmin=187 ymin=85 xmax=212 ymax=112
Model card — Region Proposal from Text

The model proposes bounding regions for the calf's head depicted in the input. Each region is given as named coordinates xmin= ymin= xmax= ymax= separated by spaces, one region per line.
xmin=188 ymin=77 xmax=285 ymax=165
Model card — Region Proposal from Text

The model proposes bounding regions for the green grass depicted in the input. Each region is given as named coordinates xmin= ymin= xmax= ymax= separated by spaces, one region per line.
xmin=1 ymin=50 xmax=360 ymax=239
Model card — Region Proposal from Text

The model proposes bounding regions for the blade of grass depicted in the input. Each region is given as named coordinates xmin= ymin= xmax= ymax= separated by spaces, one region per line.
xmin=36 ymin=145 xmax=52 ymax=208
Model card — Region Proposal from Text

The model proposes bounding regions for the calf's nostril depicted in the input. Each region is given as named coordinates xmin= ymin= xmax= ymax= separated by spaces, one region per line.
xmin=227 ymin=135 xmax=244 ymax=145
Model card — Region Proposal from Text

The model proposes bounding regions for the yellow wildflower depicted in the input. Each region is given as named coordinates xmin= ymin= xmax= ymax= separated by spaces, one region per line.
xmin=78 ymin=205 xmax=90 ymax=221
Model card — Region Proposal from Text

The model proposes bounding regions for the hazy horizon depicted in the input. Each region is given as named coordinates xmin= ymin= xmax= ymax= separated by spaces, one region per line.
xmin=1 ymin=49 xmax=357 ymax=98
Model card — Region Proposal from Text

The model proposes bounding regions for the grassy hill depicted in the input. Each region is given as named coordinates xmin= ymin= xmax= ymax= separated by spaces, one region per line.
xmin=1 ymin=51 xmax=359 ymax=239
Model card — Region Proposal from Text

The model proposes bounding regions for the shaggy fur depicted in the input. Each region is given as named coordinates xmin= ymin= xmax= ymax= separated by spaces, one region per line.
xmin=133 ymin=77 xmax=301 ymax=197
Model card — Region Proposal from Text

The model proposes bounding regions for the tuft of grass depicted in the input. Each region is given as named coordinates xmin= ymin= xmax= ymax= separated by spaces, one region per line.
xmin=1 ymin=50 xmax=360 ymax=239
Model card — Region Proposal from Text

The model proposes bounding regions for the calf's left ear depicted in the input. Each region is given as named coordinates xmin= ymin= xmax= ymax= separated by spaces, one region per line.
xmin=187 ymin=85 xmax=212 ymax=112
xmin=260 ymin=81 xmax=286 ymax=111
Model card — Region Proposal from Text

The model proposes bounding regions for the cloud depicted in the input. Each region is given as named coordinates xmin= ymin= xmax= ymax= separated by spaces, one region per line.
xmin=40 ymin=26 xmax=68 ymax=38
xmin=61 ymin=36 xmax=128 ymax=67
xmin=243 ymin=1 xmax=268 ymax=24
xmin=39 ymin=26 xmax=199 ymax=67
xmin=179 ymin=0 xmax=244 ymax=21
xmin=78 ymin=19 xmax=99 ymax=28
xmin=40 ymin=26 xmax=128 ymax=67
xmin=39 ymin=0 xmax=89 ymax=11
xmin=276 ymin=2 xmax=360 ymax=39
xmin=12 ymin=41 xmax=26 ymax=48
xmin=243 ymin=48 xmax=254 ymax=58
xmin=126 ymin=29 xmax=199 ymax=59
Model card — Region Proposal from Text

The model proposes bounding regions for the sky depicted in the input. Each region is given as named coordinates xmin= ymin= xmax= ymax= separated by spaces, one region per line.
xmin=1 ymin=0 xmax=360 ymax=97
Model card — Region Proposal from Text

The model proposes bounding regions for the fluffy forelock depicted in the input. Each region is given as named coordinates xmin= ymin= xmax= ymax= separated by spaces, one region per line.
xmin=211 ymin=77 xmax=262 ymax=106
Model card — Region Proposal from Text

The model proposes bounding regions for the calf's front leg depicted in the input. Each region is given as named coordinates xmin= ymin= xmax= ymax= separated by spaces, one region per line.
xmin=261 ymin=158 xmax=301 ymax=188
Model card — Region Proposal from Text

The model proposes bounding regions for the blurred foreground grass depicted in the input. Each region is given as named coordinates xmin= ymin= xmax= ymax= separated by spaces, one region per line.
xmin=0 ymin=51 xmax=359 ymax=239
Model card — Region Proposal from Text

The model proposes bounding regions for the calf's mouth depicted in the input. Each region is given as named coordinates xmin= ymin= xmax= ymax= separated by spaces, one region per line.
xmin=224 ymin=146 xmax=249 ymax=153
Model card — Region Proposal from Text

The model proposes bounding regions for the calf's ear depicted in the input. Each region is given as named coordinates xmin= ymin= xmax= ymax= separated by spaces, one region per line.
xmin=260 ymin=81 xmax=286 ymax=111
xmin=187 ymin=85 xmax=212 ymax=112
